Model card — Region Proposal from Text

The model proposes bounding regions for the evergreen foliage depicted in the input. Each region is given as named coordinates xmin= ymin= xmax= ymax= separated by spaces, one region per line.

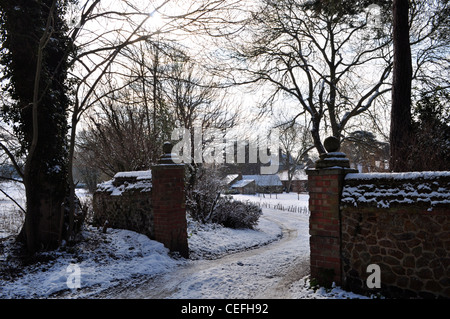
xmin=0 ymin=0 xmax=75 ymax=251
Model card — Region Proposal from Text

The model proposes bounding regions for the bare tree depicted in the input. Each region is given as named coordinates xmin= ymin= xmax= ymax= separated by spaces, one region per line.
xmin=166 ymin=54 xmax=240 ymax=189
xmin=166 ymin=56 xmax=238 ymax=132
xmin=409 ymin=0 xmax=450 ymax=98
xmin=277 ymin=120 xmax=314 ymax=191
xmin=76 ymin=38 xmax=239 ymax=188
xmin=0 ymin=0 xmax=237 ymax=250
xmin=77 ymin=86 xmax=157 ymax=179
xmin=206 ymin=0 xmax=393 ymax=154
xmin=66 ymin=0 xmax=237 ymax=240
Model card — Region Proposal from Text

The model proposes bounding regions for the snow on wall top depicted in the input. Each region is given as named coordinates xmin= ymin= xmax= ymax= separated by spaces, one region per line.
xmin=114 ymin=170 xmax=152 ymax=180
xmin=341 ymin=171 xmax=450 ymax=209
xmin=345 ymin=171 xmax=450 ymax=181
xmin=97 ymin=170 xmax=152 ymax=196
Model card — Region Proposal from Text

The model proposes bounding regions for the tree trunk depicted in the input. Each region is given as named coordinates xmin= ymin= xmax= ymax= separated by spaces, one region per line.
xmin=390 ymin=0 xmax=413 ymax=172
xmin=1 ymin=0 xmax=72 ymax=252
xmin=23 ymin=159 xmax=68 ymax=252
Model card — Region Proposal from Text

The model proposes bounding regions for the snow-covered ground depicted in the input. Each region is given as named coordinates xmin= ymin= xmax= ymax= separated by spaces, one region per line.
xmin=232 ymin=192 xmax=311 ymax=214
xmin=0 ymin=181 xmax=25 ymax=238
xmin=0 ymin=181 xmax=370 ymax=299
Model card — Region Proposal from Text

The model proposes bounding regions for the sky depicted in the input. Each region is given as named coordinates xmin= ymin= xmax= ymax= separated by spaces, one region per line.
xmin=55 ymin=0 xmax=450 ymax=155
xmin=69 ymin=0 xmax=281 ymax=139
xmin=2 ymin=0 xmax=447 ymax=149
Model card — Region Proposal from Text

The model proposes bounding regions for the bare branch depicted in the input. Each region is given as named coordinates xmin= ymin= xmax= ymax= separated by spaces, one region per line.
xmin=0 ymin=187 xmax=26 ymax=214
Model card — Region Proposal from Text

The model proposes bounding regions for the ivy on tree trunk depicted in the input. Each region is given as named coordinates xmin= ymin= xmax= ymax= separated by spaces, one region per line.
xmin=0 ymin=0 xmax=74 ymax=252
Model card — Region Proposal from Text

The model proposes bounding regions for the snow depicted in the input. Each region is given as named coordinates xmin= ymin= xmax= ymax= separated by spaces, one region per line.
xmin=96 ymin=179 xmax=153 ymax=196
xmin=160 ymin=203 xmax=312 ymax=299
xmin=231 ymin=179 xmax=254 ymax=188
xmin=114 ymin=170 xmax=152 ymax=180
xmin=291 ymin=278 xmax=372 ymax=299
xmin=242 ymin=175 xmax=283 ymax=186
xmin=0 ymin=181 xmax=25 ymax=238
xmin=232 ymin=192 xmax=310 ymax=213
xmin=342 ymin=171 xmax=450 ymax=208
xmin=223 ymin=174 xmax=239 ymax=185
xmin=0 ymin=227 xmax=180 ymax=298
xmin=96 ymin=171 xmax=152 ymax=196
xmin=345 ymin=171 xmax=450 ymax=180
xmin=187 ymin=212 xmax=282 ymax=260
xmin=0 ymin=183 xmax=371 ymax=299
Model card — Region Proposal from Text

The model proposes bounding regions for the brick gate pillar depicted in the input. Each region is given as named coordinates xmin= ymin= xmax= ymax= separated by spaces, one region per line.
xmin=152 ymin=142 xmax=189 ymax=258
xmin=306 ymin=137 xmax=357 ymax=287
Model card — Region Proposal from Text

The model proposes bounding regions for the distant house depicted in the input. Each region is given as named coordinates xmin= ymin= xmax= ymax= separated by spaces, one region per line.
xmin=277 ymin=170 xmax=308 ymax=193
xmin=226 ymin=174 xmax=284 ymax=194
xmin=230 ymin=179 xmax=256 ymax=194
xmin=245 ymin=175 xmax=283 ymax=193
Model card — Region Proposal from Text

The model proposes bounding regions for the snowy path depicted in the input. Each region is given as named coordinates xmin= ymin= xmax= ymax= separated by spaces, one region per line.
xmin=95 ymin=208 xmax=310 ymax=299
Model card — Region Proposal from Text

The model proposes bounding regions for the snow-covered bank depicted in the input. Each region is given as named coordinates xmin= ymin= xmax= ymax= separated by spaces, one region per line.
xmin=0 ymin=227 xmax=181 ymax=298
xmin=0 ymin=214 xmax=282 ymax=299
xmin=187 ymin=213 xmax=282 ymax=260
xmin=0 ymin=201 xmax=284 ymax=299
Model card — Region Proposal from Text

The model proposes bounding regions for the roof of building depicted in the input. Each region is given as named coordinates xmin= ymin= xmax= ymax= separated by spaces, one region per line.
xmin=231 ymin=179 xmax=255 ymax=188
xmin=242 ymin=175 xmax=283 ymax=186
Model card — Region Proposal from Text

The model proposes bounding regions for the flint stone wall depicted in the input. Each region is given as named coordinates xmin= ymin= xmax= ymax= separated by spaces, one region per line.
xmin=93 ymin=171 xmax=154 ymax=239
xmin=340 ymin=172 xmax=450 ymax=298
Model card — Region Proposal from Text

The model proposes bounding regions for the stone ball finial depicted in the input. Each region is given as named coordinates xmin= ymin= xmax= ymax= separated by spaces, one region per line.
xmin=314 ymin=136 xmax=356 ymax=169
xmin=324 ymin=136 xmax=340 ymax=153
xmin=158 ymin=141 xmax=181 ymax=165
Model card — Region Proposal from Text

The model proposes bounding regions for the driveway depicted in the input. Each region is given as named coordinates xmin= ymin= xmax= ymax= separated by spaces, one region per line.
xmin=94 ymin=208 xmax=310 ymax=299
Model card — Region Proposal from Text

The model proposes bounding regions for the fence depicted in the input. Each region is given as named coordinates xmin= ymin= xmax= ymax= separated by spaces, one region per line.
xmin=252 ymin=201 xmax=310 ymax=214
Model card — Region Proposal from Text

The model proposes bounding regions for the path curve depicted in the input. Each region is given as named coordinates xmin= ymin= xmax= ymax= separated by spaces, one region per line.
xmin=95 ymin=209 xmax=310 ymax=299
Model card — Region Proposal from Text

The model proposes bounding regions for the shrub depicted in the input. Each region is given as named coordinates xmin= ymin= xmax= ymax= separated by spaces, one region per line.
xmin=186 ymin=167 xmax=262 ymax=229
xmin=211 ymin=196 xmax=262 ymax=229
xmin=186 ymin=167 xmax=223 ymax=224
xmin=186 ymin=188 xmax=220 ymax=224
